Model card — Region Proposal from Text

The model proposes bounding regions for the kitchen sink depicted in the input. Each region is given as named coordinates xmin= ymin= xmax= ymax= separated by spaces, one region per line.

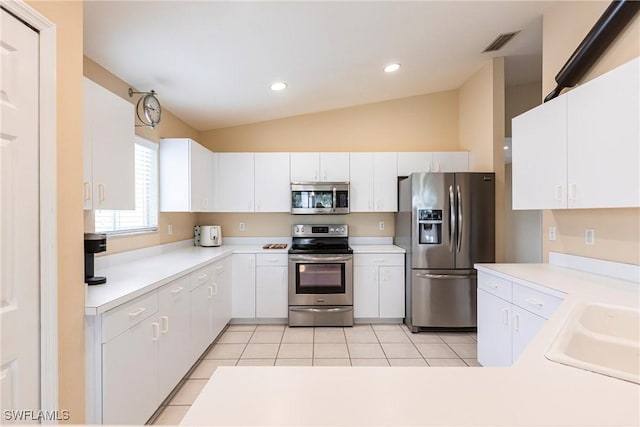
xmin=546 ymin=303 xmax=640 ymax=384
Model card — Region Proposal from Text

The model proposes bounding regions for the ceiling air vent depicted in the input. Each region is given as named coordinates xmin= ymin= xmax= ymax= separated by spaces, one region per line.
xmin=482 ymin=31 xmax=520 ymax=53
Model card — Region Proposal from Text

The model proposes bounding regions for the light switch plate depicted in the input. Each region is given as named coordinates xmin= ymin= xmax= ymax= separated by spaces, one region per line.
xmin=239 ymin=222 xmax=246 ymax=232
xmin=548 ymin=226 xmax=556 ymax=241
xmin=585 ymin=228 xmax=595 ymax=245
xmin=379 ymin=221 xmax=385 ymax=231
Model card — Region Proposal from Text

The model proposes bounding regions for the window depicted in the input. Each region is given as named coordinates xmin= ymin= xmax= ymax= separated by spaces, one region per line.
xmin=95 ymin=137 xmax=158 ymax=234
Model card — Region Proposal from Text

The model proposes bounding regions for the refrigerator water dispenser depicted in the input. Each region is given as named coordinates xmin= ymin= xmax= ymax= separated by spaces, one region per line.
xmin=418 ymin=209 xmax=442 ymax=244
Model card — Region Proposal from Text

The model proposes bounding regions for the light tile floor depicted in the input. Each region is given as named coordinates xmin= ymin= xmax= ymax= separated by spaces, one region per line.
xmin=150 ymin=323 xmax=478 ymax=425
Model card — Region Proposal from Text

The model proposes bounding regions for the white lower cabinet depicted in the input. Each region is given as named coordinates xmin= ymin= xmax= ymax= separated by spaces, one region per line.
xmin=232 ymin=254 xmax=256 ymax=318
xmin=88 ymin=256 xmax=232 ymax=424
xmin=353 ymin=254 xmax=405 ymax=319
xmin=477 ymin=271 xmax=564 ymax=367
xmin=256 ymin=254 xmax=288 ymax=318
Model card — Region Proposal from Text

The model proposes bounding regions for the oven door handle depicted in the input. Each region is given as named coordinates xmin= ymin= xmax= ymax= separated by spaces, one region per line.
xmin=289 ymin=255 xmax=353 ymax=263
xmin=289 ymin=307 xmax=353 ymax=313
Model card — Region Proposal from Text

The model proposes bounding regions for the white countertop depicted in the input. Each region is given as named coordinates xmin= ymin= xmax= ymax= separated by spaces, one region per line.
xmin=180 ymin=263 xmax=640 ymax=427
xmin=86 ymin=242 xmax=404 ymax=315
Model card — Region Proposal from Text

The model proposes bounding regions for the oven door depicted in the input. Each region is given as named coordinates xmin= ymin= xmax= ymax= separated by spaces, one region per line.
xmin=288 ymin=254 xmax=353 ymax=306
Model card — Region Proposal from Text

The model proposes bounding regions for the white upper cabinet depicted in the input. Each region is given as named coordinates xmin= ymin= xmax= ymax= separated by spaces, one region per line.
xmin=350 ymin=152 xmax=397 ymax=212
xmin=397 ymin=152 xmax=468 ymax=176
xmin=254 ymin=153 xmax=290 ymax=212
xmin=512 ymin=96 xmax=568 ymax=210
xmin=566 ymin=57 xmax=639 ymax=208
xmin=216 ymin=153 xmax=255 ymax=212
xmin=512 ymin=57 xmax=639 ymax=210
xmin=83 ymin=77 xmax=135 ymax=210
xmin=290 ymin=152 xmax=349 ymax=182
xmin=159 ymin=138 xmax=215 ymax=212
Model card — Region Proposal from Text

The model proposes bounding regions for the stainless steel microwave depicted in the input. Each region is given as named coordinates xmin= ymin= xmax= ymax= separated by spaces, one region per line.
xmin=290 ymin=183 xmax=349 ymax=214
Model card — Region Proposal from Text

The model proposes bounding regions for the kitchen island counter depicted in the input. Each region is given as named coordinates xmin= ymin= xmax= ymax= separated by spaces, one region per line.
xmin=181 ymin=262 xmax=639 ymax=427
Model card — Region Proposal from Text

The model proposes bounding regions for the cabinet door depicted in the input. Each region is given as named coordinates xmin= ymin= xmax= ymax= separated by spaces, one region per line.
xmin=254 ymin=153 xmax=290 ymax=212
xmin=373 ymin=152 xmax=397 ymax=212
xmin=189 ymin=283 xmax=213 ymax=359
xmin=512 ymin=96 xmax=567 ymax=210
xmin=232 ymin=254 xmax=256 ymax=318
xmin=190 ymin=141 xmax=211 ymax=212
xmin=217 ymin=153 xmax=255 ymax=212
xmin=477 ymin=289 xmax=512 ymax=367
xmin=432 ymin=152 xmax=468 ymax=172
xmin=290 ymin=152 xmax=320 ymax=182
xmin=567 ymin=58 xmax=639 ymax=208
xmin=102 ymin=316 xmax=158 ymax=425
xmin=378 ymin=266 xmax=404 ymax=318
xmin=349 ymin=153 xmax=374 ymax=212
xmin=397 ymin=152 xmax=432 ymax=176
xmin=353 ymin=265 xmax=379 ymax=318
xmin=512 ymin=306 xmax=546 ymax=362
xmin=158 ymin=277 xmax=191 ymax=402
xmin=255 ymin=266 xmax=288 ymax=318
xmin=211 ymin=259 xmax=232 ymax=339
xmin=89 ymin=79 xmax=135 ymax=210
xmin=320 ymin=152 xmax=349 ymax=182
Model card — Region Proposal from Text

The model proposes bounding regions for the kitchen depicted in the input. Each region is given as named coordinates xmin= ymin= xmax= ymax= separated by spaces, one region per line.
xmin=1 ymin=1 xmax=639 ymax=426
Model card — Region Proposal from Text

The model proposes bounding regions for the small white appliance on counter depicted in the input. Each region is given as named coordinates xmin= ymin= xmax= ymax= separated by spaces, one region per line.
xmin=199 ymin=225 xmax=222 ymax=247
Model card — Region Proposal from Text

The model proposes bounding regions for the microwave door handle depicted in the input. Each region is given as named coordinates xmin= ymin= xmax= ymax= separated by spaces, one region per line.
xmin=332 ymin=186 xmax=337 ymax=213
xmin=456 ymin=184 xmax=462 ymax=253
xmin=448 ymin=185 xmax=455 ymax=253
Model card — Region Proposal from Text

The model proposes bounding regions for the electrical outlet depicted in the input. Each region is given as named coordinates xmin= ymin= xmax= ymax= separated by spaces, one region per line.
xmin=548 ymin=226 xmax=556 ymax=241
xmin=239 ymin=222 xmax=246 ymax=232
xmin=379 ymin=221 xmax=385 ymax=231
xmin=585 ymin=228 xmax=595 ymax=245
xmin=167 ymin=224 xmax=173 ymax=235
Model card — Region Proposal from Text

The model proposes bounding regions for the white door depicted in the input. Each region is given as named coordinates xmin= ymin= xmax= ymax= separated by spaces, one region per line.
xmin=254 ymin=153 xmax=290 ymax=212
xmin=217 ymin=153 xmax=255 ymax=212
xmin=255 ymin=266 xmax=288 ymax=318
xmin=397 ymin=152 xmax=432 ymax=176
xmin=290 ymin=152 xmax=320 ymax=182
xmin=378 ymin=266 xmax=405 ymax=318
xmin=511 ymin=306 xmax=546 ymax=362
xmin=373 ymin=152 xmax=397 ymax=211
xmin=231 ymin=254 xmax=256 ymax=318
xmin=320 ymin=152 xmax=349 ymax=182
xmin=353 ymin=266 xmax=379 ymax=318
xmin=432 ymin=152 xmax=469 ymax=172
xmin=477 ymin=289 xmax=512 ymax=367
xmin=349 ymin=153 xmax=374 ymax=212
xmin=0 ymin=9 xmax=40 ymax=413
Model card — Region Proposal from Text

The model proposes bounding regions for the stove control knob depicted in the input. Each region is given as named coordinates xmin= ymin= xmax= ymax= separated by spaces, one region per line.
xmin=338 ymin=227 xmax=345 ymax=233
xmin=330 ymin=227 xmax=335 ymax=233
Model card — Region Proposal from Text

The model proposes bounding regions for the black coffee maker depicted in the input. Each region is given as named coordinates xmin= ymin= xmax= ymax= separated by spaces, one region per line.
xmin=85 ymin=233 xmax=107 ymax=285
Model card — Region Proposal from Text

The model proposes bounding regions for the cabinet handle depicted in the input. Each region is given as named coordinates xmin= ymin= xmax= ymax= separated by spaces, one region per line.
xmin=129 ymin=307 xmax=146 ymax=319
xmin=83 ymin=182 xmax=92 ymax=202
xmin=513 ymin=314 xmax=520 ymax=332
xmin=160 ymin=316 xmax=169 ymax=334
xmin=554 ymin=185 xmax=563 ymax=201
xmin=215 ymin=265 xmax=224 ymax=270
xmin=170 ymin=286 xmax=184 ymax=295
xmin=207 ymin=285 xmax=214 ymax=299
xmin=152 ymin=322 xmax=160 ymax=341
xmin=568 ymin=183 xmax=577 ymax=201
xmin=368 ymin=200 xmax=373 ymax=210
xmin=526 ymin=298 xmax=543 ymax=309
xmin=502 ymin=308 xmax=509 ymax=325
xmin=488 ymin=283 xmax=499 ymax=290
xmin=98 ymin=183 xmax=105 ymax=203
xmin=197 ymin=273 xmax=208 ymax=281
xmin=203 ymin=199 xmax=208 ymax=208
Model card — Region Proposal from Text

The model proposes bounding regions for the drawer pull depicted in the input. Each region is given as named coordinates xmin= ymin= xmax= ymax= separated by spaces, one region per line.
xmin=129 ymin=307 xmax=146 ymax=319
xmin=488 ymin=283 xmax=499 ymax=290
xmin=160 ymin=316 xmax=169 ymax=334
xmin=170 ymin=286 xmax=184 ymax=295
xmin=197 ymin=273 xmax=208 ymax=280
xmin=152 ymin=322 xmax=160 ymax=341
xmin=374 ymin=259 xmax=385 ymax=263
xmin=215 ymin=265 xmax=224 ymax=270
xmin=526 ymin=298 xmax=544 ymax=309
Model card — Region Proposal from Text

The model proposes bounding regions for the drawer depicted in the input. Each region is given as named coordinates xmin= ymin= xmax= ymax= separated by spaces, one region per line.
xmin=256 ymin=253 xmax=288 ymax=266
xmin=477 ymin=271 xmax=512 ymax=301
xmin=353 ymin=253 xmax=404 ymax=267
xmin=512 ymin=282 xmax=564 ymax=320
xmin=190 ymin=264 xmax=213 ymax=290
xmin=102 ymin=291 xmax=158 ymax=343
xmin=159 ymin=275 xmax=190 ymax=302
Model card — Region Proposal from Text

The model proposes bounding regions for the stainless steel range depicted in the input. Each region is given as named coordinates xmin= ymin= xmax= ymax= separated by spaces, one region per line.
xmin=288 ymin=224 xmax=354 ymax=327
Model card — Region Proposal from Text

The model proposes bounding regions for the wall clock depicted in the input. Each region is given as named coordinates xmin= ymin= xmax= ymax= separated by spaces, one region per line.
xmin=129 ymin=88 xmax=162 ymax=128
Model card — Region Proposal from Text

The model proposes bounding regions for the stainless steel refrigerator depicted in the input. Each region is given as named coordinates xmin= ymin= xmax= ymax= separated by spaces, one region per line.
xmin=395 ymin=173 xmax=495 ymax=331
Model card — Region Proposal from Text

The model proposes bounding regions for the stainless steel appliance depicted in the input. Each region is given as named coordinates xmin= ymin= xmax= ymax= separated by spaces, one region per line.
xmin=288 ymin=224 xmax=354 ymax=326
xmin=395 ymin=173 xmax=495 ymax=331
xmin=85 ymin=233 xmax=107 ymax=285
xmin=290 ymin=183 xmax=349 ymax=214
xmin=200 ymin=225 xmax=222 ymax=247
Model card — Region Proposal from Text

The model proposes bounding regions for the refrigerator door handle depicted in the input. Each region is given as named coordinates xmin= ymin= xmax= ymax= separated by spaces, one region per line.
xmin=416 ymin=273 xmax=475 ymax=280
xmin=456 ymin=184 xmax=463 ymax=253
xmin=448 ymin=185 xmax=455 ymax=253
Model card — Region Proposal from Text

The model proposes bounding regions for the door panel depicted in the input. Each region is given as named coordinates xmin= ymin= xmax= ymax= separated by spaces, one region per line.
xmin=477 ymin=289 xmax=512 ymax=367
xmin=411 ymin=173 xmax=455 ymax=269
xmin=0 ymin=9 xmax=40 ymax=413
xmin=455 ymin=173 xmax=495 ymax=269
xmin=411 ymin=270 xmax=476 ymax=327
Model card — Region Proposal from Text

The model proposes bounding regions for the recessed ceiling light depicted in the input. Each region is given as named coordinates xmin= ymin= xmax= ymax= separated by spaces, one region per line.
xmin=384 ymin=63 xmax=401 ymax=73
xmin=270 ymin=81 xmax=287 ymax=91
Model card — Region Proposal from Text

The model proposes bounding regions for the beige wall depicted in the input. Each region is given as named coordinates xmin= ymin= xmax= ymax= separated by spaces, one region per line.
xmin=199 ymin=90 xmax=460 ymax=152
xmin=27 ymin=1 xmax=84 ymax=423
xmin=83 ymin=57 xmax=200 ymax=255
xmin=541 ymin=2 xmax=640 ymax=265
xmin=459 ymin=58 xmax=506 ymax=262
xmin=505 ymin=81 xmax=542 ymax=137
